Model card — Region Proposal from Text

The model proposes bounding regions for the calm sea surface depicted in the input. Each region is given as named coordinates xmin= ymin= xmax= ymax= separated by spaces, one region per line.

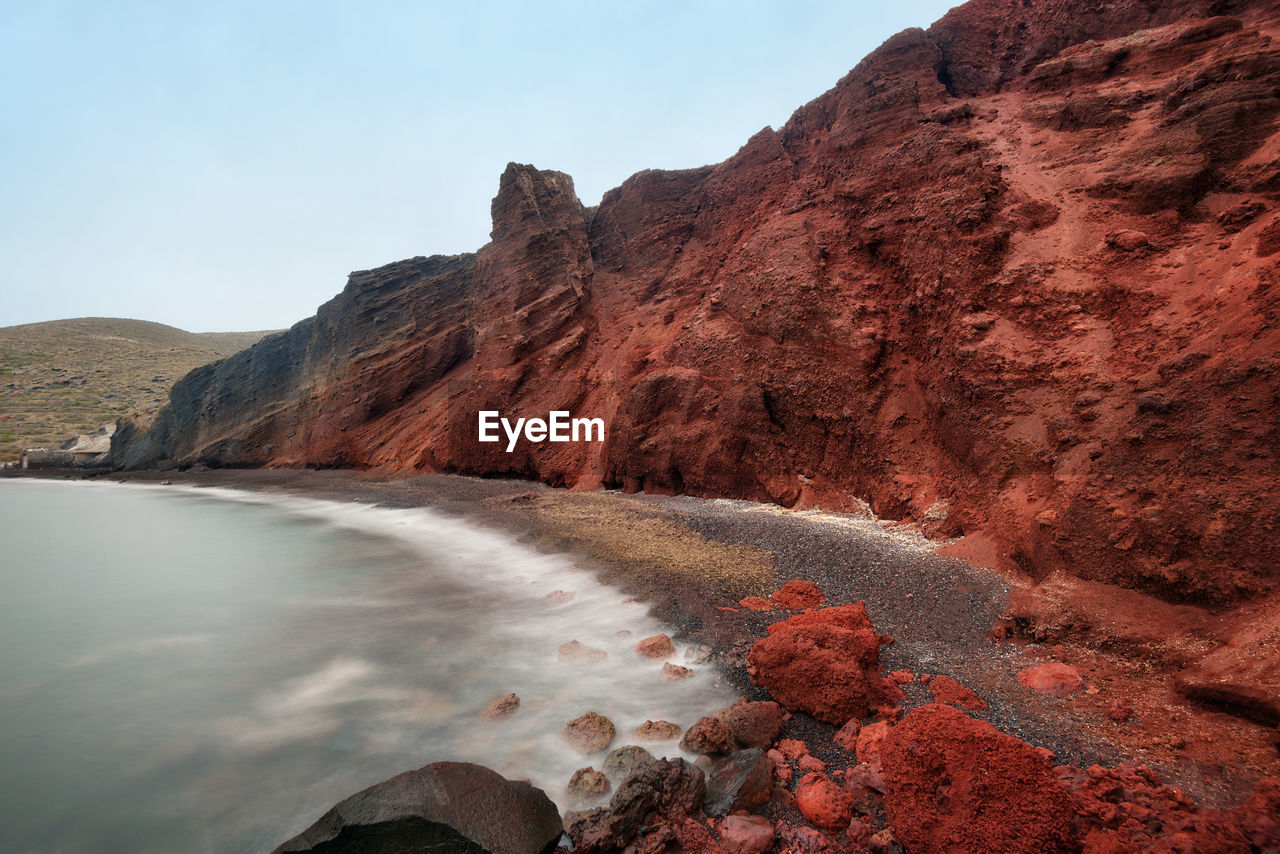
xmin=0 ymin=479 xmax=730 ymax=853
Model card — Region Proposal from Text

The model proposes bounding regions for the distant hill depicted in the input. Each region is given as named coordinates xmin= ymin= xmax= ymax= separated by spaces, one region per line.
xmin=192 ymin=330 xmax=283 ymax=355
xmin=0 ymin=317 xmax=280 ymax=461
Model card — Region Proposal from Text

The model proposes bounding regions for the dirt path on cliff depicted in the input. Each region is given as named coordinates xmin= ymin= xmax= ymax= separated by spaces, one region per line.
xmin=975 ymin=95 xmax=1098 ymax=263
xmin=27 ymin=467 xmax=1270 ymax=809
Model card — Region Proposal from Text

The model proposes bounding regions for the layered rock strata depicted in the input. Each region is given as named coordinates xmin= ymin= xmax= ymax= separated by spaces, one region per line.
xmin=113 ymin=0 xmax=1280 ymax=608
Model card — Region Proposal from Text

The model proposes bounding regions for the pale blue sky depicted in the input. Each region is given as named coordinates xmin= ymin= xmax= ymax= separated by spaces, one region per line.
xmin=1 ymin=1 xmax=958 ymax=332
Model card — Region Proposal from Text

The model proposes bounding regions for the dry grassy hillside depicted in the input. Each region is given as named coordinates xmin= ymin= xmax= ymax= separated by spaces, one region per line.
xmin=0 ymin=317 xmax=278 ymax=461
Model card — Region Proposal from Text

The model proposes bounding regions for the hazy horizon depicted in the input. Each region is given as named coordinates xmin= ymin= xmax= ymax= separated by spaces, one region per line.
xmin=3 ymin=1 xmax=958 ymax=333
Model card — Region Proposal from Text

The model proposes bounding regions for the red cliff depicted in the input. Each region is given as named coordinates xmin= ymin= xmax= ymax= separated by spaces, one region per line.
xmin=114 ymin=0 xmax=1280 ymax=610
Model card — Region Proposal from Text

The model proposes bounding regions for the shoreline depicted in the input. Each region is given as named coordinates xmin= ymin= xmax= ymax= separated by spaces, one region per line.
xmin=6 ymin=468 xmax=1276 ymax=824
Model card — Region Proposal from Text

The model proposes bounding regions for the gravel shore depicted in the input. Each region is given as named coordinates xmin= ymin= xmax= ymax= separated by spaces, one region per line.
xmin=13 ymin=466 xmax=1265 ymax=809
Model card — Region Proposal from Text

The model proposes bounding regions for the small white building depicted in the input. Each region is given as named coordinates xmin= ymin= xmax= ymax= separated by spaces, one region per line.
xmin=21 ymin=423 xmax=115 ymax=469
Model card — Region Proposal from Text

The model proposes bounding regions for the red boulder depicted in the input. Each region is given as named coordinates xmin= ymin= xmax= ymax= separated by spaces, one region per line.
xmin=770 ymin=579 xmax=826 ymax=609
xmin=833 ymin=717 xmax=861 ymax=751
xmin=635 ymin=634 xmax=676 ymax=659
xmin=748 ymin=604 xmax=884 ymax=725
xmin=714 ymin=699 xmax=785 ymax=749
xmin=718 ymin=814 xmax=775 ymax=854
xmin=795 ymin=772 xmax=855 ymax=831
xmin=880 ymin=704 xmax=1078 ymax=853
xmin=679 ymin=715 xmax=736 ymax=755
xmin=661 ymin=662 xmax=694 ymax=681
xmin=855 ymin=721 xmax=891 ymax=769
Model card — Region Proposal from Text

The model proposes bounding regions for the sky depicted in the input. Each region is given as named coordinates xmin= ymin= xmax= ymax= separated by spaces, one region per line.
xmin=1 ymin=1 xmax=959 ymax=333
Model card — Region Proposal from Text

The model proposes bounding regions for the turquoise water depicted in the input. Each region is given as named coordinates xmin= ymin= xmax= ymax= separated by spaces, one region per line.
xmin=0 ymin=480 xmax=731 ymax=853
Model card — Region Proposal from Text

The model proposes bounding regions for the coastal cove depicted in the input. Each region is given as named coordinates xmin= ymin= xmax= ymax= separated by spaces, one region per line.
xmin=0 ymin=477 xmax=735 ymax=853
xmin=4 ymin=469 xmax=1277 ymax=851
xmin=6 ymin=0 xmax=1280 ymax=847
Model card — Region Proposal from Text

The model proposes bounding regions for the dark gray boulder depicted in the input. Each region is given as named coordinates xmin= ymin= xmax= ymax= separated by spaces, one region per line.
xmin=566 ymin=758 xmax=706 ymax=854
xmin=600 ymin=745 xmax=655 ymax=781
xmin=704 ymin=748 xmax=772 ymax=817
xmin=272 ymin=761 xmax=562 ymax=854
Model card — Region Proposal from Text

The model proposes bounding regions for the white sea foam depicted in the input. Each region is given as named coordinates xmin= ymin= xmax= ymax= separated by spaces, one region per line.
xmin=260 ymin=657 xmax=379 ymax=715
xmin=66 ymin=633 xmax=213 ymax=668
xmin=158 ymin=482 xmax=737 ymax=811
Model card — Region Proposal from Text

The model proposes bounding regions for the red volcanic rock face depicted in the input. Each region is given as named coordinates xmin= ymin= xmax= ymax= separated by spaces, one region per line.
xmin=114 ymin=0 xmax=1280 ymax=610
xmin=1057 ymin=764 xmax=1280 ymax=852
xmin=748 ymin=604 xmax=884 ymax=725
xmin=1175 ymin=604 xmax=1280 ymax=724
xmin=880 ymin=704 xmax=1080 ymax=854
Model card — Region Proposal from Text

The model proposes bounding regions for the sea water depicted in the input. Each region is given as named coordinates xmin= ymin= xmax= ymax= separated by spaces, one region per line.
xmin=0 ymin=479 xmax=733 ymax=853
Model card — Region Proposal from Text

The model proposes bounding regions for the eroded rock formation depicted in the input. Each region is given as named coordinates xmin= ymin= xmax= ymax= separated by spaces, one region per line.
xmin=113 ymin=0 xmax=1280 ymax=609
